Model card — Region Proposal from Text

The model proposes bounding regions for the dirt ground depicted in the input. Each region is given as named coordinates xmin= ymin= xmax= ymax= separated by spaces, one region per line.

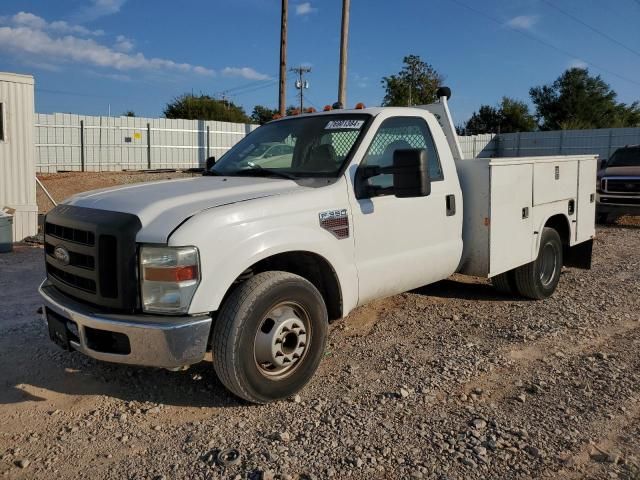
xmin=36 ymin=171 xmax=197 ymax=213
xmin=1 ymin=172 xmax=638 ymax=479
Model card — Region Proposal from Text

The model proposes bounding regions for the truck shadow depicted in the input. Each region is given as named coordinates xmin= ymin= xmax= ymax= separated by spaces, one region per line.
xmin=0 ymin=322 xmax=248 ymax=408
xmin=411 ymin=278 xmax=529 ymax=302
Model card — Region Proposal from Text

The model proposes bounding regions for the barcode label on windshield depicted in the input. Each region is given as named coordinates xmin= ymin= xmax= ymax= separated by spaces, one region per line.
xmin=325 ymin=120 xmax=364 ymax=130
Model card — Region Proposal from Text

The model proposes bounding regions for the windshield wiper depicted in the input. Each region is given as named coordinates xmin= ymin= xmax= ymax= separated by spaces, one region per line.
xmin=231 ymin=166 xmax=297 ymax=180
xmin=202 ymin=170 xmax=223 ymax=176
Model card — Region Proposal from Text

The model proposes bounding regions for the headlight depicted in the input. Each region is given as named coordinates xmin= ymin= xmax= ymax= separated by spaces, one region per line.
xmin=139 ymin=245 xmax=200 ymax=314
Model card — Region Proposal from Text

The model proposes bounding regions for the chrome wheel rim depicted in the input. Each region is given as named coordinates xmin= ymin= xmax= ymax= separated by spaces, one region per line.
xmin=539 ymin=243 xmax=558 ymax=287
xmin=254 ymin=302 xmax=311 ymax=379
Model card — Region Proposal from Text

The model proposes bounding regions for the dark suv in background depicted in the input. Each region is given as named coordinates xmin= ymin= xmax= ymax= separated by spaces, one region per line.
xmin=597 ymin=145 xmax=640 ymax=223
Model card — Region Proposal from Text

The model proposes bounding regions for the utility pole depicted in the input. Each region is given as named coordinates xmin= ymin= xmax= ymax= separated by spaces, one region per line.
xmin=278 ymin=0 xmax=288 ymax=116
xmin=338 ymin=0 xmax=350 ymax=108
xmin=291 ymin=66 xmax=311 ymax=112
xmin=221 ymin=92 xmax=230 ymax=110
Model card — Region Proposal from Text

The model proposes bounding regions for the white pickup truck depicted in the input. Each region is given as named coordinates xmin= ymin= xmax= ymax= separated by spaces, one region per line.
xmin=40 ymin=89 xmax=597 ymax=403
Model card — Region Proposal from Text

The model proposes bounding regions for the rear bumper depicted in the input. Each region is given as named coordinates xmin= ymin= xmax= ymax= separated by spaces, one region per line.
xmin=39 ymin=281 xmax=212 ymax=369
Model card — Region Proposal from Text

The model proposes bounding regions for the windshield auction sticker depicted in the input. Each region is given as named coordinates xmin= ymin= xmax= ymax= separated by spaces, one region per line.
xmin=325 ymin=120 xmax=365 ymax=130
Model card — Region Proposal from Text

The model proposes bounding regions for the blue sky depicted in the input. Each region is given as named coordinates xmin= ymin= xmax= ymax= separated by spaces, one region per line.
xmin=1 ymin=0 xmax=638 ymax=123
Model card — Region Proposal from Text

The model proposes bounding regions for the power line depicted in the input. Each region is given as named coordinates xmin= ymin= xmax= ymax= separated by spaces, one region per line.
xmin=226 ymin=75 xmax=297 ymax=99
xmin=221 ymin=77 xmax=277 ymax=94
xmin=224 ymin=81 xmax=279 ymax=99
xmin=302 ymin=93 xmax=319 ymax=110
xmin=448 ymin=0 xmax=640 ymax=87
xmin=214 ymin=72 xmax=295 ymax=100
xmin=541 ymin=0 xmax=640 ymax=59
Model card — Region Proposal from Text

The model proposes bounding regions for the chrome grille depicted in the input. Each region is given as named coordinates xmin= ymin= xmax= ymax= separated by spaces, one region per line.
xmin=602 ymin=177 xmax=640 ymax=194
xmin=45 ymin=223 xmax=99 ymax=295
xmin=43 ymin=205 xmax=142 ymax=312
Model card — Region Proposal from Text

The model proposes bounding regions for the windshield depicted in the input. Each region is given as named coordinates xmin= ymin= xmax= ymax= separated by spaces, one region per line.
xmin=210 ymin=114 xmax=370 ymax=178
xmin=246 ymin=144 xmax=272 ymax=157
xmin=608 ymin=147 xmax=640 ymax=167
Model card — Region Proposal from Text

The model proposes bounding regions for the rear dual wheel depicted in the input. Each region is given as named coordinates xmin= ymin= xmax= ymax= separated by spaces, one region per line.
xmin=211 ymin=271 xmax=328 ymax=404
xmin=492 ymin=227 xmax=563 ymax=300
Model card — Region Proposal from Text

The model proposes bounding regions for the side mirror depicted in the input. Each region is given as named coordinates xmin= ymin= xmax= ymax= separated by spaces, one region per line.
xmin=355 ymin=148 xmax=431 ymax=199
xmin=205 ymin=156 xmax=216 ymax=170
xmin=391 ymin=149 xmax=431 ymax=198
xmin=599 ymin=158 xmax=607 ymax=170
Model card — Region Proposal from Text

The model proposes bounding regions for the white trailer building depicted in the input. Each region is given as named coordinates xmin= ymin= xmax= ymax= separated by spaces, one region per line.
xmin=0 ymin=72 xmax=38 ymax=241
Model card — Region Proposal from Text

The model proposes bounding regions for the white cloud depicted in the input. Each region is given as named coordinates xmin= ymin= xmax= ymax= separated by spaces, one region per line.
xmin=568 ymin=59 xmax=588 ymax=69
xmin=0 ymin=22 xmax=215 ymax=76
xmin=353 ymin=73 xmax=369 ymax=88
xmin=9 ymin=11 xmax=46 ymax=29
xmin=505 ymin=15 xmax=539 ymax=31
xmin=74 ymin=0 xmax=128 ymax=22
xmin=222 ymin=67 xmax=271 ymax=81
xmin=51 ymin=20 xmax=104 ymax=36
xmin=114 ymin=35 xmax=134 ymax=52
xmin=1 ymin=11 xmax=103 ymax=36
xmin=295 ymin=2 xmax=317 ymax=16
xmin=0 ymin=10 xmax=269 ymax=82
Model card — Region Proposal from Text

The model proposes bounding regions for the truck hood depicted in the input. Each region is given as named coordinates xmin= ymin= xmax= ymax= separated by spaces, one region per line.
xmin=599 ymin=165 xmax=640 ymax=178
xmin=64 ymin=176 xmax=300 ymax=242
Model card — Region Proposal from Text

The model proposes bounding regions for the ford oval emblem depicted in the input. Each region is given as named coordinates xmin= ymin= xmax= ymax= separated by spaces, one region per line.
xmin=54 ymin=245 xmax=70 ymax=265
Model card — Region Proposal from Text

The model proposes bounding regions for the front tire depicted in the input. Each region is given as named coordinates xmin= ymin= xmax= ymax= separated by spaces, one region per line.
xmin=514 ymin=227 xmax=563 ymax=300
xmin=212 ymin=271 xmax=328 ymax=404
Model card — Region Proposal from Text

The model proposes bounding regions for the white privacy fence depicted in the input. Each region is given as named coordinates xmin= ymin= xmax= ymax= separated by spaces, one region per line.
xmin=35 ymin=113 xmax=258 ymax=173
xmin=34 ymin=114 xmax=640 ymax=172
xmin=458 ymin=128 xmax=640 ymax=160
xmin=457 ymin=134 xmax=497 ymax=159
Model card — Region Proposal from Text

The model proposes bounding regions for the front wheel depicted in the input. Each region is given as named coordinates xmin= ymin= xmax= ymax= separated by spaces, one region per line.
xmin=514 ymin=227 xmax=563 ymax=300
xmin=211 ymin=271 xmax=328 ymax=404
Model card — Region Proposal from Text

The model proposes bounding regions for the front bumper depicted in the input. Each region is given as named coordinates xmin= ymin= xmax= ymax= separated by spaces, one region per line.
xmin=39 ymin=281 xmax=212 ymax=369
xmin=596 ymin=192 xmax=640 ymax=216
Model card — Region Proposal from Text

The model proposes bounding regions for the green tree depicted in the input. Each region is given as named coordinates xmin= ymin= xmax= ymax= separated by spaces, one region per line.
xmin=251 ymin=105 xmax=278 ymax=125
xmin=530 ymin=68 xmax=640 ymax=130
xmin=163 ymin=94 xmax=250 ymax=123
xmin=463 ymin=105 xmax=502 ymax=135
xmin=381 ymin=55 xmax=444 ymax=106
xmin=500 ymin=97 xmax=537 ymax=133
xmin=122 ymin=111 xmax=136 ymax=117
xmin=463 ymin=97 xmax=536 ymax=135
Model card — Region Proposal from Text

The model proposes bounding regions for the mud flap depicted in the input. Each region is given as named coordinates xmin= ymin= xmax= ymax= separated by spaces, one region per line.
xmin=564 ymin=239 xmax=593 ymax=270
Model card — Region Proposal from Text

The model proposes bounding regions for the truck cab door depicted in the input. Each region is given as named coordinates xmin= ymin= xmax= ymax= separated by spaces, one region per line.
xmin=348 ymin=114 xmax=463 ymax=305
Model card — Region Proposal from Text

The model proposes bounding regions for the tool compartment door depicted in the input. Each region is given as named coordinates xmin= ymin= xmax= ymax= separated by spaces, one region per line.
xmin=576 ymin=158 xmax=597 ymax=243
xmin=489 ymin=163 xmax=534 ymax=276
xmin=533 ymin=161 xmax=578 ymax=206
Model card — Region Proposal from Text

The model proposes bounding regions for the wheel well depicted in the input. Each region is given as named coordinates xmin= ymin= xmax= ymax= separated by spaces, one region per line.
xmin=226 ymin=251 xmax=343 ymax=321
xmin=544 ymin=214 xmax=572 ymax=265
xmin=544 ymin=214 xmax=571 ymax=246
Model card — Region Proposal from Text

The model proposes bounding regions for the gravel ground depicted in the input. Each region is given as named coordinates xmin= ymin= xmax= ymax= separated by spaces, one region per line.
xmin=0 ymin=222 xmax=638 ymax=480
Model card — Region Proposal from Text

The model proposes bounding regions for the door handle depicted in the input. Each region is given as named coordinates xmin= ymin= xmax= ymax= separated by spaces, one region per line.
xmin=446 ymin=194 xmax=456 ymax=216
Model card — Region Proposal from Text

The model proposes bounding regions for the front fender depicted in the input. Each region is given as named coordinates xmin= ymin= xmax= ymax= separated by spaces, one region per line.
xmin=191 ymin=226 xmax=357 ymax=315
xmin=167 ymin=182 xmax=358 ymax=316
